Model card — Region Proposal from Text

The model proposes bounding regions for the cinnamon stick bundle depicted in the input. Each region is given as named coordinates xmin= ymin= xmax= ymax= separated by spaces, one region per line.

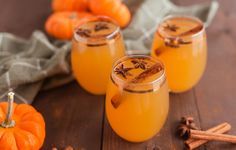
xmin=190 ymin=129 xmax=236 ymax=143
xmin=185 ymin=122 xmax=231 ymax=150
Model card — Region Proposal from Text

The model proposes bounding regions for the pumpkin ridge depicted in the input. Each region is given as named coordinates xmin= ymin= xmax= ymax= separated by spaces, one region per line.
xmin=18 ymin=112 xmax=39 ymax=121
xmin=16 ymin=128 xmax=40 ymax=149
xmin=0 ymin=107 xmax=5 ymax=122
xmin=0 ymin=128 xmax=6 ymax=139
xmin=17 ymin=121 xmax=45 ymax=146
xmin=13 ymin=132 xmax=21 ymax=150
xmin=14 ymin=129 xmax=31 ymax=150
xmin=18 ymin=112 xmax=45 ymax=128
xmin=15 ymin=104 xmax=36 ymax=115
xmin=0 ymin=131 xmax=18 ymax=150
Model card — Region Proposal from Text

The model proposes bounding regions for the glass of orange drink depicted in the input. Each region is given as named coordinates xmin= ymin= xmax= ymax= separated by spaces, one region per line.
xmin=106 ymin=55 xmax=169 ymax=142
xmin=71 ymin=17 xmax=125 ymax=95
xmin=151 ymin=15 xmax=207 ymax=93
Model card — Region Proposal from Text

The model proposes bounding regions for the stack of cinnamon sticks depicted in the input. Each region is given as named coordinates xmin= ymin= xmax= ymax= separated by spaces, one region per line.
xmin=177 ymin=117 xmax=236 ymax=150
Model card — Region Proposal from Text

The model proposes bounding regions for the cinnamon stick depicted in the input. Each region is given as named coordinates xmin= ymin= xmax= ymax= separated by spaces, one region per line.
xmin=189 ymin=129 xmax=236 ymax=143
xmin=131 ymin=63 xmax=162 ymax=83
xmin=185 ymin=122 xmax=231 ymax=150
xmin=179 ymin=24 xmax=203 ymax=37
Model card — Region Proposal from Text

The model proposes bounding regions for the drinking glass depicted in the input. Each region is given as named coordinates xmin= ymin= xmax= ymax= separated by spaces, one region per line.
xmin=151 ymin=15 xmax=207 ymax=92
xmin=106 ymin=55 xmax=169 ymax=142
xmin=71 ymin=17 xmax=125 ymax=95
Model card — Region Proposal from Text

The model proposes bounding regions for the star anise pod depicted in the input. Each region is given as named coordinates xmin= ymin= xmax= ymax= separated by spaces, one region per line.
xmin=76 ymin=28 xmax=91 ymax=37
xmin=114 ymin=64 xmax=133 ymax=78
xmin=95 ymin=23 xmax=109 ymax=32
xmin=131 ymin=59 xmax=147 ymax=70
xmin=177 ymin=116 xmax=200 ymax=140
xmin=177 ymin=124 xmax=191 ymax=140
xmin=181 ymin=116 xmax=194 ymax=126
xmin=181 ymin=116 xmax=199 ymax=130
xmin=164 ymin=24 xmax=179 ymax=32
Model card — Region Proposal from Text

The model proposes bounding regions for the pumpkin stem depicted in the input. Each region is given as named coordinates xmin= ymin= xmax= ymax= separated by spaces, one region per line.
xmin=1 ymin=92 xmax=15 ymax=128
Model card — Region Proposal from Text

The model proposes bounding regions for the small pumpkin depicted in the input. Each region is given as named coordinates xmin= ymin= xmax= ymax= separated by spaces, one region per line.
xmin=52 ymin=0 xmax=89 ymax=12
xmin=89 ymin=0 xmax=131 ymax=28
xmin=45 ymin=11 xmax=95 ymax=40
xmin=0 ymin=92 xmax=45 ymax=150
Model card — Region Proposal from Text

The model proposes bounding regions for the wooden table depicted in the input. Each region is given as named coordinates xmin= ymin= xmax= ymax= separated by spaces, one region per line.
xmin=1 ymin=0 xmax=236 ymax=149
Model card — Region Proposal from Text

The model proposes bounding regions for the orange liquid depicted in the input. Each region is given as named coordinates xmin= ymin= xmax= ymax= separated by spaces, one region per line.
xmin=151 ymin=16 xmax=207 ymax=92
xmin=71 ymin=19 xmax=125 ymax=94
xmin=106 ymin=56 xmax=169 ymax=142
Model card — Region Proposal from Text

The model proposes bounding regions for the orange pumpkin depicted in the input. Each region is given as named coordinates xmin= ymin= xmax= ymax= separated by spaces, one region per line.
xmin=89 ymin=0 xmax=131 ymax=28
xmin=0 ymin=92 xmax=45 ymax=150
xmin=52 ymin=0 xmax=89 ymax=12
xmin=45 ymin=11 xmax=95 ymax=40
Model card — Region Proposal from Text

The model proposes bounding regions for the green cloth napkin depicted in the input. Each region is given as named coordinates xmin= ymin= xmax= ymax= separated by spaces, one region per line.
xmin=0 ymin=0 xmax=219 ymax=103
xmin=0 ymin=32 xmax=73 ymax=103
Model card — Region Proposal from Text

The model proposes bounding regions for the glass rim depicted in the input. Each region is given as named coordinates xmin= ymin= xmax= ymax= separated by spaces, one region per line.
xmin=158 ymin=15 xmax=205 ymax=39
xmin=73 ymin=16 xmax=121 ymax=44
xmin=111 ymin=55 xmax=166 ymax=92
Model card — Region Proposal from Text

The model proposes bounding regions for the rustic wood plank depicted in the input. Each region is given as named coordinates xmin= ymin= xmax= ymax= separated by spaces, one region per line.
xmin=2 ymin=0 xmax=236 ymax=149
xmin=33 ymin=82 xmax=104 ymax=150
xmin=176 ymin=0 xmax=236 ymax=149
xmin=193 ymin=1 xmax=236 ymax=149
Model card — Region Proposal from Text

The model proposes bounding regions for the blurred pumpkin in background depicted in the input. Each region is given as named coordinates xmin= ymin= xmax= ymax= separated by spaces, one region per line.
xmin=89 ymin=0 xmax=131 ymax=28
xmin=45 ymin=0 xmax=131 ymax=39
xmin=52 ymin=0 xmax=89 ymax=12
xmin=45 ymin=11 xmax=95 ymax=40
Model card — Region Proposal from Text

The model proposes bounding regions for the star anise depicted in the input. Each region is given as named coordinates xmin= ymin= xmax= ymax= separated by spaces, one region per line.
xmin=114 ymin=64 xmax=133 ymax=78
xmin=179 ymin=24 xmax=203 ymax=36
xmin=76 ymin=28 xmax=91 ymax=37
xmin=164 ymin=24 xmax=179 ymax=32
xmin=94 ymin=23 xmax=109 ymax=32
xmin=177 ymin=116 xmax=200 ymax=140
xmin=131 ymin=59 xmax=147 ymax=70
xmin=177 ymin=124 xmax=191 ymax=140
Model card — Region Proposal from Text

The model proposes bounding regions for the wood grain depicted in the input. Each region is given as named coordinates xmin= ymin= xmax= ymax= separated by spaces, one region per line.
xmin=194 ymin=1 xmax=236 ymax=149
xmin=1 ymin=0 xmax=236 ymax=149
xmin=34 ymin=82 xmax=104 ymax=150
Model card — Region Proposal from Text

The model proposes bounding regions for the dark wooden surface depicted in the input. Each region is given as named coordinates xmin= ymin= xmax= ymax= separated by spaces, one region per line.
xmin=1 ymin=0 xmax=236 ymax=149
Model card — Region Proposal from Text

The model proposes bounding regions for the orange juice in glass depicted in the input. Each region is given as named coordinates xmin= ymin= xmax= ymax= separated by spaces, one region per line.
xmin=71 ymin=17 xmax=125 ymax=95
xmin=106 ymin=55 xmax=169 ymax=142
xmin=151 ymin=15 xmax=207 ymax=93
